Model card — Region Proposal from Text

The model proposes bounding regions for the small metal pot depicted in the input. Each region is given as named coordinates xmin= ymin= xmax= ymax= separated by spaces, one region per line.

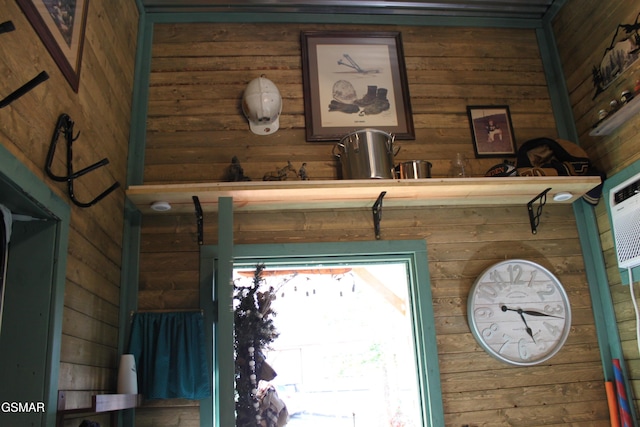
xmin=333 ymin=129 xmax=399 ymax=179
xmin=398 ymin=160 xmax=432 ymax=179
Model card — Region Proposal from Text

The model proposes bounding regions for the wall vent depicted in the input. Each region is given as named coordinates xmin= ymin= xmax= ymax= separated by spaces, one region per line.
xmin=610 ymin=172 xmax=640 ymax=269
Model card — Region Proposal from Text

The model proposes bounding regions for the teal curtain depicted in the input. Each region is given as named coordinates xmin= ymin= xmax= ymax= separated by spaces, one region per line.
xmin=129 ymin=311 xmax=211 ymax=399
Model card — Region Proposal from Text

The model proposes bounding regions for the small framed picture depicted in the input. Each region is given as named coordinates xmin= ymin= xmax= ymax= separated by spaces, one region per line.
xmin=467 ymin=106 xmax=517 ymax=158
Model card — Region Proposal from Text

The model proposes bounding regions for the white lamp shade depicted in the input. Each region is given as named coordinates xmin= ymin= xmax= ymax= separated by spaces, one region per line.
xmin=117 ymin=354 xmax=138 ymax=395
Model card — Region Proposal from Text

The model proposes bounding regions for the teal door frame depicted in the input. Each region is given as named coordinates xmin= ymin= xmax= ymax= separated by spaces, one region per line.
xmin=0 ymin=144 xmax=70 ymax=427
xmin=199 ymin=198 xmax=444 ymax=427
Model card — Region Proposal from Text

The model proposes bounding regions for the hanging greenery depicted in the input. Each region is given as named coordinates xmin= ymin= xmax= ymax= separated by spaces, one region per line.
xmin=234 ymin=264 xmax=280 ymax=427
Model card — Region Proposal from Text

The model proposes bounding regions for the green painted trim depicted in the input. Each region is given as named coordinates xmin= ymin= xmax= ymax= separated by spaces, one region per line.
xmin=573 ymin=199 xmax=639 ymax=425
xmin=603 ymin=159 xmax=640 ymax=285
xmin=145 ymin=11 xmax=541 ymax=28
xmin=127 ymin=11 xmax=154 ymax=186
xmin=117 ymin=200 xmax=141 ymax=427
xmin=199 ymin=245 xmax=216 ymax=427
xmin=119 ymin=200 xmax=142 ymax=354
xmin=225 ymin=239 xmax=444 ymax=426
xmin=536 ymin=22 xmax=578 ymax=142
xmin=0 ymin=144 xmax=70 ymax=427
xmin=216 ymin=197 xmax=235 ymax=427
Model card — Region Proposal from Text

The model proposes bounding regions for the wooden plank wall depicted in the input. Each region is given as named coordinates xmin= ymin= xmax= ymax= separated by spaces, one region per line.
xmin=553 ymin=0 xmax=640 ymax=414
xmin=0 ymin=0 xmax=138 ymax=425
xmin=137 ymin=21 xmax=613 ymax=426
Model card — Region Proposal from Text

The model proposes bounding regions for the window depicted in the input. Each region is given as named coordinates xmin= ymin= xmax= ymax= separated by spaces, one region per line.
xmin=200 ymin=240 xmax=444 ymax=427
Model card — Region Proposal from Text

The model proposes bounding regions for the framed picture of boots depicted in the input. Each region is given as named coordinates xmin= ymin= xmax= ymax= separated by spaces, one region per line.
xmin=301 ymin=31 xmax=415 ymax=141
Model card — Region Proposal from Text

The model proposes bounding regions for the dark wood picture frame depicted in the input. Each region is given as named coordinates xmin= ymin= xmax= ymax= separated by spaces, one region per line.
xmin=301 ymin=31 xmax=415 ymax=142
xmin=16 ymin=0 xmax=89 ymax=92
xmin=467 ymin=105 xmax=517 ymax=158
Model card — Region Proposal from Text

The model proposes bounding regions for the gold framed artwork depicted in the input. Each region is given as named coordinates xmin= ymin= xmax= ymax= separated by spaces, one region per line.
xmin=16 ymin=0 xmax=89 ymax=92
xmin=301 ymin=31 xmax=415 ymax=142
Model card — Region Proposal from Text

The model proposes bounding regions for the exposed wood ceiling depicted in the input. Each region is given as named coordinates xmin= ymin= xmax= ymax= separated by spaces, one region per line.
xmin=140 ymin=0 xmax=561 ymax=21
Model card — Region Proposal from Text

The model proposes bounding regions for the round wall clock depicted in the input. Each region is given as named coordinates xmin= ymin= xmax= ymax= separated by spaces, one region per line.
xmin=467 ymin=259 xmax=571 ymax=366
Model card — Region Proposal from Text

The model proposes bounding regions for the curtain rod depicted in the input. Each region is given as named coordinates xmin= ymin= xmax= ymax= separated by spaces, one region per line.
xmin=130 ymin=309 xmax=204 ymax=317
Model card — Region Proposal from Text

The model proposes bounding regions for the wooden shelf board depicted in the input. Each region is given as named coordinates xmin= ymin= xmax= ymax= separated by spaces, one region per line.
xmin=590 ymin=94 xmax=640 ymax=136
xmin=126 ymin=176 xmax=602 ymax=214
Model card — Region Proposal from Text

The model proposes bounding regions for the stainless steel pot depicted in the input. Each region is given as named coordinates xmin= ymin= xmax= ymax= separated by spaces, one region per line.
xmin=333 ymin=129 xmax=398 ymax=179
xmin=398 ymin=160 xmax=432 ymax=179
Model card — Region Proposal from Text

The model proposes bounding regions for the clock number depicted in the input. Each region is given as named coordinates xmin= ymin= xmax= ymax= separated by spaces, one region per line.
xmin=474 ymin=307 xmax=494 ymax=319
xmin=508 ymin=264 xmax=523 ymax=285
xmin=543 ymin=321 xmax=562 ymax=337
xmin=477 ymin=284 xmax=498 ymax=301
xmin=498 ymin=333 xmax=515 ymax=354
xmin=536 ymin=283 xmax=556 ymax=301
xmin=482 ymin=323 xmax=499 ymax=339
xmin=544 ymin=304 xmax=564 ymax=316
xmin=527 ymin=269 xmax=537 ymax=288
xmin=518 ymin=338 xmax=530 ymax=360
xmin=490 ymin=270 xmax=511 ymax=291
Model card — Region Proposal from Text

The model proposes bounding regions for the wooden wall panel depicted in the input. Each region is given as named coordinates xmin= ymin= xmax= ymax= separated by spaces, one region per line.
xmin=144 ymin=23 xmax=557 ymax=185
xmin=138 ymin=19 xmax=610 ymax=427
xmin=0 ymin=0 xmax=138 ymax=421
xmin=139 ymin=203 xmax=610 ymax=426
xmin=553 ymin=0 xmax=640 ymax=417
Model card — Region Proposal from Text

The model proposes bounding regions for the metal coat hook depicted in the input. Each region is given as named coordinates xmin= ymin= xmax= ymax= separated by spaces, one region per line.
xmin=45 ymin=114 xmax=120 ymax=208
xmin=372 ymin=191 xmax=387 ymax=240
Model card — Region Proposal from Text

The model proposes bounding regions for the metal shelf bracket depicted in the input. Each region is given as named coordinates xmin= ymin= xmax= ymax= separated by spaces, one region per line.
xmin=193 ymin=195 xmax=203 ymax=245
xmin=372 ymin=191 xmax=386 ymax=240
xmin=527 ymin=187 xmax=551 ymax=234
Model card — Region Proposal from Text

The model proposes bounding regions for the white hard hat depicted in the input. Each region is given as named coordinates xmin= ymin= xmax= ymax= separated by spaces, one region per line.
xmin=242 ymin=76 xmax=282 ymax=135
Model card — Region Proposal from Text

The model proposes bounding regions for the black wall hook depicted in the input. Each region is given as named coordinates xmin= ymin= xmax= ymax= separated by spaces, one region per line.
xmin=0 ymin=21 xmax=15 ymax=34
xmin=45 ymin=114 xmax=120 ymax=208
xmin=0 ymin=71 xmax=49 ymax=109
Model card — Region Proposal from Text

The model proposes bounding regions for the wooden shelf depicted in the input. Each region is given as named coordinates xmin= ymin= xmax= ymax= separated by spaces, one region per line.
xmin=56 ymin=391 xmax=141 ymax=427
xmin=126 ymin=176 xmax=602 ymax=215
xmin=590 ymin=94 xmax=640 ymax=136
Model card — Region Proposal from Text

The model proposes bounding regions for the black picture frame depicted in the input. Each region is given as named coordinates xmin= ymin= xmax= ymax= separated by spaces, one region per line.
xmin=16 ymin=0 xmax=89 ymax=92
xmin=467 ymin=105 xmax=517 ymax=158
xmin=301 ymin=31 xmax=415 ymax=142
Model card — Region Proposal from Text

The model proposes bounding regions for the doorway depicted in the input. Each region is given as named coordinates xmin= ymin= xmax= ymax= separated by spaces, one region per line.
xmin=200 ymin=240 xmax=444 ymax=427
xmin=0 ymin=146 xmax=70 ymax=427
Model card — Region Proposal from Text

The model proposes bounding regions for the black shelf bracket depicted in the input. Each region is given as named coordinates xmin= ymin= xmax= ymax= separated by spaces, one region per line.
xmin=527 ymin=188 xmax=551 ymax=235
xmin=193 ymin=195 xmax=203 ymax=245
xmin=372 ymin=191 xmax=387 ymax=240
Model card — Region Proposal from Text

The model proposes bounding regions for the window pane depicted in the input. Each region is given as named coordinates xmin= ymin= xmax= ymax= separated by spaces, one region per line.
xmin=233 ymin=262 xmax=422 ymax=427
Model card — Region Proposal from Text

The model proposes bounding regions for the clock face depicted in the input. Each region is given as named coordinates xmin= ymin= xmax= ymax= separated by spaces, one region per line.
xmin=467 ymin=259 xmax=571 ymax=366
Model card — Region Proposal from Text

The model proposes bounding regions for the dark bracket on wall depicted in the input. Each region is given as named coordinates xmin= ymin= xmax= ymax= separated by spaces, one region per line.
xmin=527 ymin=187 xmax=551 ymax=235
xmin=0 ymin=20 xmax=15 ymax=34
xmin=0 ymin=70 xmax=49 ymax=109
xmin=193 ymin=195 xmax=203 ymax=245
xmin=372 ymin=191 xmax=386 ymax=240
xmin=45 ymin=114 xmax=120 ymax=207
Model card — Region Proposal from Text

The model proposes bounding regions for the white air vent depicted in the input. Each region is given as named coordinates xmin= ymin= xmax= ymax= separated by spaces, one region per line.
xmin=610 ymin=172 xmax=640 ymax=269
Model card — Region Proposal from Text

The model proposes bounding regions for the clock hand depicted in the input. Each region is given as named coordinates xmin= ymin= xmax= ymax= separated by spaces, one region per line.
xmin=501 ymin=305 xmax=563 ymax=319
xmin=520 ymin=309 xmax=563 ymax=319
xmin=501 ymin=305 xmax=536 ymax=343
